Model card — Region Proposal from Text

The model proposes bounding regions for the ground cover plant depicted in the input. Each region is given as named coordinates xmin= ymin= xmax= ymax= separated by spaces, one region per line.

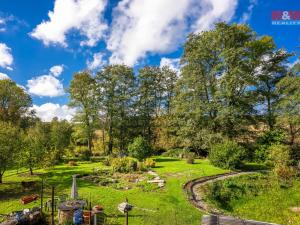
xmin=200 ymin=173 xmax=300 ymax=225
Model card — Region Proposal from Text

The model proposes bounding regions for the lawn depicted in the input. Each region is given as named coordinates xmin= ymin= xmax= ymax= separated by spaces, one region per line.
xmin=0 ymin=157 xmax=227 ymax=225
xmin=200 ymin=173 xmax=300 ymax=225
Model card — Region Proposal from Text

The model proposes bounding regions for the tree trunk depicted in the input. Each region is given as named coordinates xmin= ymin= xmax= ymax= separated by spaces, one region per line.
xmin=30 ymin=167 xmax=33 ymax=175
xmin=108 ymin=122 xmax=113 ymax=154
xmin=0 ymin=174 xmax=2 ymax=184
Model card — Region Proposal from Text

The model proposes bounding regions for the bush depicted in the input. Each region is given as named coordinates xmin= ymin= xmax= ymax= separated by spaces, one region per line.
xmin=255 ymin=129 xmax=286 ymax=162
xmin=137 ymin=162 xmax=147 ymax=171
xmin=102 ymin=157 xmax=112 ymax=166
xmin=68 ymin=161 xmax=77 ymax=166
xmin=209 ymin=141 xmax=246 ymax=169
xmin=267 ymin=144 xmax=296 ymax=183
xmin=186 ymin=152 xmax=195 ymax=164
xmin=128 ymin=136 xmax=152 ymax=161
xmin=76 ymin=146 xmax=91 ymax=161
xmin=144 ymin=158 xmax=156 ymax=168
xmin=111 ymin=157 xmax=137 ymax=173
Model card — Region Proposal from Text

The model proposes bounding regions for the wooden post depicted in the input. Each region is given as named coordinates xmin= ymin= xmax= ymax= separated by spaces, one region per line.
xmin=125 ymin=198 xmax=128 ymax=225
xmin=89 ymin=194 xmax=92 ymax=225
xmin=51 ymin=186 xmax=55 ymax=225
xmin=40 ymin=178 xmax=44 ymax=213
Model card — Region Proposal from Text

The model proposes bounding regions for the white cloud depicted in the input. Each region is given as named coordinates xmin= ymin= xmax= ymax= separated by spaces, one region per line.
xmin=0 ymin=72 xmax=10 ymax=80
xmin=240 ymin=0 xmax=258 ymax=23
xmin=192 ymin=0 xmax=238 ymax=33
xmin=160 ymin=57 xmax=181 ymax=74
xmin=27 ymin=65 xmax=66 ymax=97
xmin=87 ymin=52 xmax=106 ymax=70
xmin=107 ymin=0 xmax=237 ymax=66
xmin=50 ymin=65 xmax=64 ymax=77
xmin=30 ymin=0 xmax=107 ymax=47
xmin=31 ymin=103 xmax=76 ymax=122
xmin=0 ymin=43 xmax=13 ymax=70
xmin=27 ymin=75 xmax=65 ymax=97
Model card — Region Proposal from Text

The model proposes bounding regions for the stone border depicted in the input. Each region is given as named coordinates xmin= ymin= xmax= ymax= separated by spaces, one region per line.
xmin=183 ymin=172 xmax=254 ymax=214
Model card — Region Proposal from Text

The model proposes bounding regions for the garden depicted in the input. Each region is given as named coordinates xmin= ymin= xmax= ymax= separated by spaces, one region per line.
xmin=0 ymin=22 xmax=300 ymax=225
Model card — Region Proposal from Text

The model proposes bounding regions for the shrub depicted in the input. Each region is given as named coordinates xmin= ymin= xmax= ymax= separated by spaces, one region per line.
xmin=186 ymin=152 xmax=195 ymax=164
xmin=76 ymin=146 xmax=91 ymax=161
xmin=137 ymin=162 xmax=147 ymax=171
xmin=128 ymin=136 xmax=152 ymax=161
xmin=144 ymin=158 xmax=156 ymax=168
xmin=111 ymin=157 xmax=137 ymax=173
xmin=102 ymin=156 xmax=112 ymax=166
xmin=267 ymin=144 xmax=296 ymax=183
xmin=209 ymin=141 xmax=246 ymax=169
xmin=68 ymin=161 xmax=77 ymax=166
xmin=255 ymin=129 xmax=286 ymax=162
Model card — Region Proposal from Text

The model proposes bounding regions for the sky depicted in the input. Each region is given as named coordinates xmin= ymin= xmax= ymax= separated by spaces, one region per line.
xmin=0 ymin=0 xmax=299 ymax=121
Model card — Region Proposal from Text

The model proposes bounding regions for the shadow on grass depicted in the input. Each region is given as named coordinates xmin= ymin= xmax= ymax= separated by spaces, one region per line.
xmin=155 ymin=158 xmax=180 ymax=163
xmin=239 ymin=163 xmax=270 ymax=172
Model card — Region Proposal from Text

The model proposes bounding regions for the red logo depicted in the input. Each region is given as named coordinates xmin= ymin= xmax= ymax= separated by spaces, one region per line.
xmin=272 ymin=11 xmax=300 ymax=20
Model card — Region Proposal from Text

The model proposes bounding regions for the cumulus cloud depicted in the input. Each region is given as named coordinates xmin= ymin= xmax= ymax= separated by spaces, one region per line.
xmin=0 ymin=43 xmax=13 ymax=70
xmin=87 ymin=52 xmax=106 ymax=70
xmin=27 ymin=65 xmax=65 ymax=97
xmin=31 ymin=103 xmax=76 ymax=122
xmin=160 ymin=57 xmax=181 ymax=74
xmin=107 ymin=0 xmax=237 ymax=66
xmin=0 ymin=72 xmax=10 ymax=80
xmin=50 ymin=65 xmax=64 ymax=77
xmin=30 ymin=0 xmax=107 ymax=47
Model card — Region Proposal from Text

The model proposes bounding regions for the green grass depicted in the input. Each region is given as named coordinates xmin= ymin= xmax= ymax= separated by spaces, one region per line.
xmin=201 ymin=173 xmax=300 ymax=225
xmin=0 ymin=157 xmax=227 ymax=225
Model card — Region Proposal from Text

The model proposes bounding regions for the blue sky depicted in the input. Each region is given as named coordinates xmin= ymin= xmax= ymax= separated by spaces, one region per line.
xmin=0 ymin=0 xmax=299 ymax=121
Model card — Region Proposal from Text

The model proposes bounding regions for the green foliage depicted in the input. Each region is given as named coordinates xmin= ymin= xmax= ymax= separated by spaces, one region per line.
xmin=0 ymin=122 xmax=21 ymax=183
xmin=144 ymin=158 xmax=156 ymax=168
xmin=268 ymin=144 xmax=291 ymax=167
xmin=255 ymin=129 xmax=286 ymax=162
xmin=209 ymin=141 xmax=246 ymax=169
xmin=186 ymin=152 xmax=195 ymax=164
xmin=204 ymin=174 xmax=269 ymax=210
xmin=0 ymin=79 xmax=32 ymax=125
xmin=128 ymin=136 xmax=152 ymax=161
xmin=76 ymin=146 xmax=91 ymax=161
xmin=111 ymin=157 xmax=137 ymax=173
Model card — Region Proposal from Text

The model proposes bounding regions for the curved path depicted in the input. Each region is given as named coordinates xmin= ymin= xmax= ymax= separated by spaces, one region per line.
xmin=183 ymin=172 xmax=254 ymax=214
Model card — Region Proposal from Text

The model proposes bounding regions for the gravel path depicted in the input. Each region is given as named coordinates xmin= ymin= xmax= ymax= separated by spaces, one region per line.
xmin=183 ymin=171 xmax=254 ymax=214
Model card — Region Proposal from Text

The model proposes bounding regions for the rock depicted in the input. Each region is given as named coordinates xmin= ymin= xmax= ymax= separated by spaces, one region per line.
xmin=291 ymin=207 xmax=300 ymax=213
xmin=147 ymin=179 xmax=165 ymax=183
xmin=158 ymin=182 xmax=164 ymax=188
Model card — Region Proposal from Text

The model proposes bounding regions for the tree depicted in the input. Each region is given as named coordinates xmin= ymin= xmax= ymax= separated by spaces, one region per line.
xmin=69 ymin=72 xmax=97 ymax=155
xmin=276 ymin=62 xmax=300 ymax=147
xmin=0 ymin=79 xmax=32 ymax=125
xmin=96 ymin=65 xmax=135 ymax=154
xmin=0 ymin=122 xmax=21 ymax=183
xmin=253 ymin=37 xmax=290 ymax=130
xmin=171 ymin=23 xmax=288 ymax=154
xmin=128 ymin=136 xmax=152 ymax=161
xmin=50 ymin=118 xmax=72 ymax=161
xmin=22 ymin=122 xmax=50 ymax=174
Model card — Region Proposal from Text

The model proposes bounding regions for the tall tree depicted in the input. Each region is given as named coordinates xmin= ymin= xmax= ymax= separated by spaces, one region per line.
xmin=96 ymin=65 xmax=135 ymax=154
xmin=69 ymin=72 xmax=97 ymax=155
xmin=0 ymin=79 xmax=32 ymax=125
xmin=0 ymin=122 xmax=20 ymax=183
xmin=253 ymin=38 xmax=290 ymax=130
xmin=276 ymin=62 xmax=300 ymax=147
xmin=50 ymin=118 xmax=72 ymax=161
xmin=22 ymin=122 xmax=50 ymax=174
